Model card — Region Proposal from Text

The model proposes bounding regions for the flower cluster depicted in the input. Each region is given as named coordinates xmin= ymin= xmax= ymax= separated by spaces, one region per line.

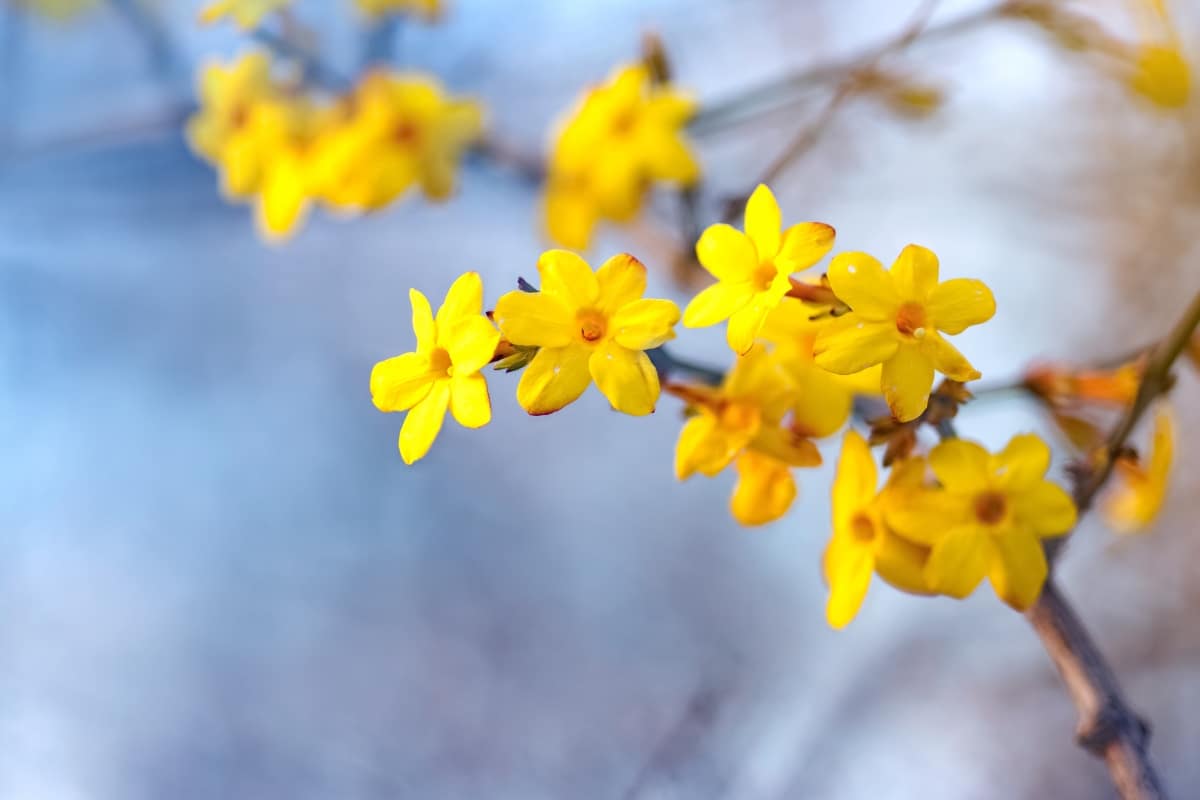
xmin=544 ymin=64 xmax=700 ymax=250
xmin=823 ymin=431 xmax=1077 ymax=627
xmin=186 ymin=53 xmax=482 ymax=241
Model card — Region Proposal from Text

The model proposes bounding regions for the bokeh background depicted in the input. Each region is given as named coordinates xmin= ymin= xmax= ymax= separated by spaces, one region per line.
xmin=2 ymin=0 xmax=1199 ymax=797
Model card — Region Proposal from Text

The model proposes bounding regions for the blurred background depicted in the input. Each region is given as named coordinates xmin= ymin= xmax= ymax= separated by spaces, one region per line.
xmin=2 ymin=0 xmax=1199 ymax=797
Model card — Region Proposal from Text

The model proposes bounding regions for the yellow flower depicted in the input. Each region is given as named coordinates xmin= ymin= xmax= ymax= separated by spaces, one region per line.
xmin=886 ymin=434 xmax=1077 ymax=611
xmin=544 ymin=63 xmax=699 ymax=249
xmin=370 ymin=272 xmax=500 ymax=464
xmin=493 ymin=251 xmax=679 ymax=416
xmin=11 ymin=0 xmax=97 ymax=21
xmin=354 ymin=0 xmax=441 ymax=20
xmin=1127 ymin=0 xmax=1190 ymax=108
xmin=1105 ymin=407 xmax=1174 ymax=533
xmin=759 ymin=297 xmax=880 ymax=438
xmin=199 ymin=0 xmax=291 ymax=29
xmin=187 ymin=52 xmax=281 ymax=171
xmin=312 ymin=71 xmax=483 ymax=211
xmin=683 ymin=184 xmax=835 ymax=356
xmin=823 ymin=432 xmax=932 ymax=628
xmin=671 ymin=347 xmax=822 ymax=525
xmin=813 ymin=244 xmax=995 ymax=422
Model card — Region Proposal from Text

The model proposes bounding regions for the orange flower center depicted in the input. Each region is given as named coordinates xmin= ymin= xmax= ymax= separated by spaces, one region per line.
xmin=974 ymin=491 xmax=1008 ymax=525
xmin=718 ymin=400 xmax=760 ymax=432
xmin=577 ymin=309 xmax=607 ymax=343
xmin=850 ymin=512 xmax=877 ymax=544
xmin=895 ymin=302 xmax=928 ymax=338
xmin=392 ymin=120 xmax=421 ymax=146
xmin=429 ymin=347 xmax=453 ymax=377
xmin=611 ymin=110 xmax=637 ymax=136
xmin=753 ymin=262 xmax=778 ymax=291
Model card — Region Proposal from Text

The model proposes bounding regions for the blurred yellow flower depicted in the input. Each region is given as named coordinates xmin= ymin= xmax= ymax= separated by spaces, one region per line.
xmin=371 ymin=272 xmax=500 ymax=464
xmin=187 ymin=52 xmax=332 ymax=241
xmin=1127 ymin=0 xmax=1190 ymax=108
xmin=311 ymin=71 xmax=483 ymax=211
xmin=671 ymin=347 xmax=822 ymax=526
xmin=1105 ymin=407 xmax=1174 ymax=533
xmin=199 ymin=0 xmax=291 ymax=29
xmin=684 ymin=185 xmax=835 ymax=355
xmin=11 ymin=0 xmax=97 ymax=21
xmin=886 ymin=434 xmax=1077 ymax=610
xmin=760 ymin=297 xmax=880 ymax=438
xmin=354 ymin=0 xmax=441 ymax=20
xmin=823 ymin=431 xmax=931 ymax=628
xmin=813 ymin=245 xmax=994 ymax=422
xmin=544 ymin=63 xmax=699 ymax=249
xmin=493 ymin=251 xmax=679 ymax=416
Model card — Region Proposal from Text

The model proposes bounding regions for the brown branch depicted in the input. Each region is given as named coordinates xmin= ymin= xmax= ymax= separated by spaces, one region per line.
xmin=1021 ymin=288 xmax=1200 ymax=800
xmin=1027 ymin=580 xmax=1164 ymax=799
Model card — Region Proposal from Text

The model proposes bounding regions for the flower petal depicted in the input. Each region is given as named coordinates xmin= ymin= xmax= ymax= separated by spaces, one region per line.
xmin=410 ymin=288 xmax=436 ymax=353
xmin=399 ymin=379 xmax=450 ymax=464
xmin=371 ymin=352 xmax=434 ymax=412
xmin=927 ymin=278 xmax=995 ymax=335
xmin=537 ymin=249 xmax=598 ymax=309
xmin=929 ymin=438 xmax=992 ymax=493
xmin=884 ymin=488 xmax=973 ymax=545
xmin=923 ymin=333 xmax=981 ymax=382
xmin=611 ymin=298 xmax=681 ymax=350
xmin=695 ymin=224 xmax=757 ymax=282
xmin=726 ymin=294 xmax=777 ymax=355
xmin=682 ymin=280 xmax=755 ymax=328
xmin=812 ymin=317 xmax=899 ymax=374
xmin=493 ymin=290 xmax=573 ymax=348
xmin=993 ymin=433 xmax=1051 ymax=490
xmin=437 ymin=271 xmax=484 ymax=328
xmin=750 ymin=425 xmax=822 ymax=468
xmin=516 ymin=345 xmax=592 ymax=415
xmin=730 ymin=450 xmax=796 ymax=526
xmin=988 ymin=528 xmax=1048 ymax=610
xmin=1012 ymin=481 xmax=1077 ymax=536
xmin=890 ymin=244 xmax=939 ymax=301
xmin=675 ymin=412 xmax=739 ymax=479
xmin=874 ymin=529 xmax=934 ymax=596
xmin=444 ymin=315 xmax=501 ymax=375
xmin=589 ymin=343 xmax=660 ymax=416
xmin=823 ymin=537 xmax=873 ymax=629
xmin=449 ymin=372 xmax=492 ymax=429
xmin=826 ymin=251 xmax=899 ymax=321
xmin=924 ymin=526 xmax=991 ymax=599
xmin=744 ymin=184 xmax=781 ymax=261
xmin=595 ymin=253 xmax=647 ymax=314
xmin=881 ymin=344 xmax=934 ymax=422
xmin=832 ymin=430 xmax=878 ymax=530
xmin=776 ymin=222 xmax=836 ymax=273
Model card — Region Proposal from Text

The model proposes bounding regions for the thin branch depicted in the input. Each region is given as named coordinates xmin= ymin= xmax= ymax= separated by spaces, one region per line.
xmin=1027 ymin=580 xmax=1164 ymax=799
xmin=689 ymin=0 xmax=1014 ymax=137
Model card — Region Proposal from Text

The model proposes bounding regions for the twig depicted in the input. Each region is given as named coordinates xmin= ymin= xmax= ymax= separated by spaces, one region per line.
xmin=1069 ymin=288 xmax=1200 ymax=516
xmin=1027 ymin=580 xmax=1164 ymax=799
xmin=689 ymin=0 xmax=1013 ymax=137
xmin=718 ymin=0 xmax=943 ymax=223
xmin=648 ymin=346 xmax=725 ymax=386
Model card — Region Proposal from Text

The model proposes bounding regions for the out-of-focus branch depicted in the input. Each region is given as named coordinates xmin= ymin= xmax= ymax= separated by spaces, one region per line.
xmin=690 ymin=0 xmax=1014 ymax=137
xmin=1067 ymin=289 xmax=1200 ymax=517
xmin=1027 ymin=580 xmax=1165 ymax=800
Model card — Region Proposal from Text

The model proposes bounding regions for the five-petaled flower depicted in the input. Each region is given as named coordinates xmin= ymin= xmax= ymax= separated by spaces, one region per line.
xmin=813 ymin=244 xmax=995 ymax=422
xmin=683 ymin=184 xmax=835 ymax=356
xmin=493 ymin=251 xmax=680 ymax=416
xmin=671 ymin=347 xmax=822 ymax=525
xmin=1105 ymin=406 xmax=1175 ymax=533
xmin=885 ymin=434 xmax=1077 ymax=610
xmin=823 ymin=431 xmax=932 ymax=628
xmin=371 ymin=272 xmax=500 ymax=464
